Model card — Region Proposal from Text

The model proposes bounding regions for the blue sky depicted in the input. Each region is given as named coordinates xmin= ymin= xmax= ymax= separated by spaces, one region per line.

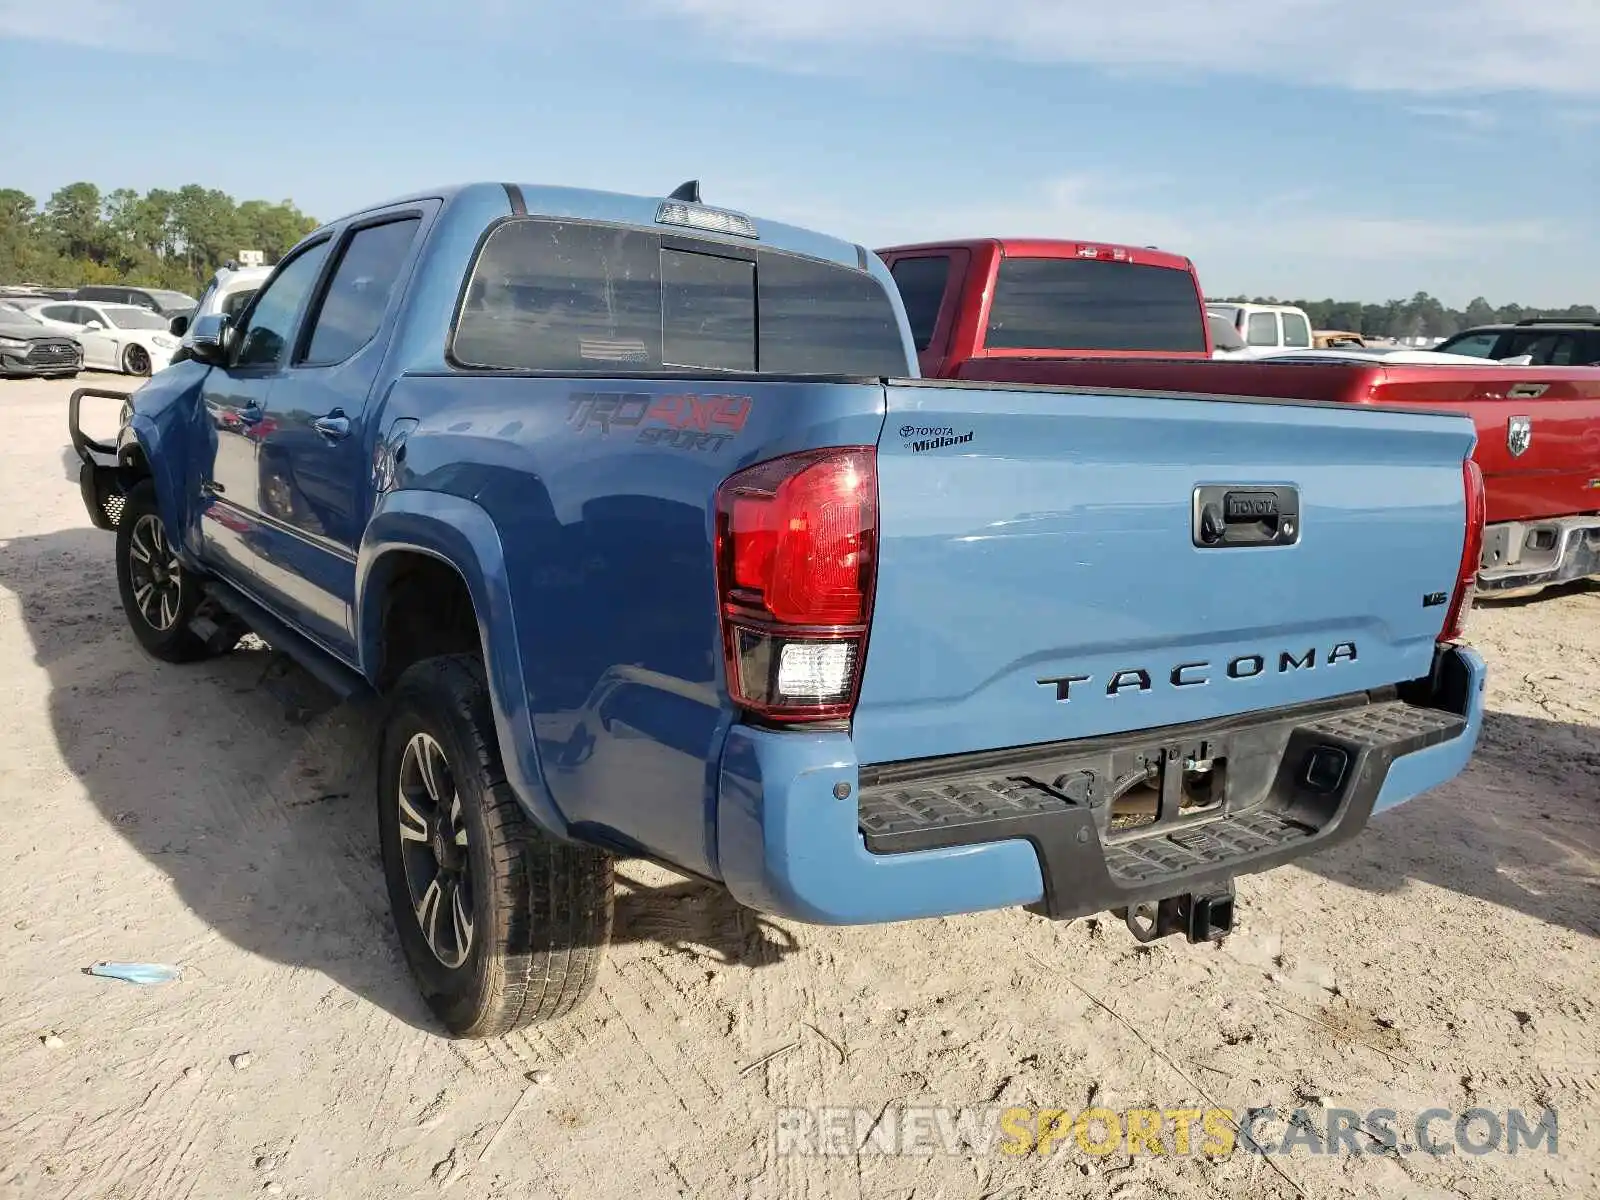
xmin=2 ymin=0 xmax=1597 ymax=306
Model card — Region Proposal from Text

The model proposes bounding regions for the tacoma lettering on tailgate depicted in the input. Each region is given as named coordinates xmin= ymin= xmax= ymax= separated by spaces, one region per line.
xmin=1039 ymin=642 xmax=1359 ymax=701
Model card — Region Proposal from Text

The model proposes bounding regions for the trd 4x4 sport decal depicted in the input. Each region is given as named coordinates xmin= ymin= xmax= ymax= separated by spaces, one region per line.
xmin=568 ymin=391 xmax=752 ymax=453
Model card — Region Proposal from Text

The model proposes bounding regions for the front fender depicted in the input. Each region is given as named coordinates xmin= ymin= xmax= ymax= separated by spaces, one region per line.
xmin=356 ymin=489 xmax=566 ymax=839
xmin=123 ymin=410 xmax=192 ymax=559
xmin=110 ymin=363 xmax=212 ymax=563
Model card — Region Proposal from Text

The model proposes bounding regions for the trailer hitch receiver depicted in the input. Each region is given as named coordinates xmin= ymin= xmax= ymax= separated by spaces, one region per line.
xmin=1119 ymin=883 xmax=1236 ymax=945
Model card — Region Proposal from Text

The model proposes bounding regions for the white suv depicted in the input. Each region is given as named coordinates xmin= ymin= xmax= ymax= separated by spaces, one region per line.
xmin=173 ymin=264 xmax=273 ymax=349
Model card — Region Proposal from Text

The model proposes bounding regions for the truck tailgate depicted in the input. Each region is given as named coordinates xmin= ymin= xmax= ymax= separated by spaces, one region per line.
xmin=1358 ymin=368 xmax=1600 ymax=524
xmin=851 ymin=382 xmax=1477 ymax=766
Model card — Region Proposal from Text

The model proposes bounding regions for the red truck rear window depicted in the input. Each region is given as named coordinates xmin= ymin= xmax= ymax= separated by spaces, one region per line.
xmin=985 ymin=257 xmax=1207 ymax=354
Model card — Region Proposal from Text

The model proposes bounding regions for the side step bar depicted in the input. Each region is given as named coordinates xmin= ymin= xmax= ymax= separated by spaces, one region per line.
xmin=201 ymin=578 xmax=373 ymax=701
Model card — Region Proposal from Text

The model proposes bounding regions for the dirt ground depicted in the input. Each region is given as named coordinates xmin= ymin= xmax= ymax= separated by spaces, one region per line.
xmin=0 ymin=374 xmax=1595 ymax=1200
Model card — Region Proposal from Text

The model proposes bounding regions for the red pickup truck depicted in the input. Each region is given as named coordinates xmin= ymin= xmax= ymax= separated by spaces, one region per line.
xmin=878 ymin=238 xmax=1600 ymax=599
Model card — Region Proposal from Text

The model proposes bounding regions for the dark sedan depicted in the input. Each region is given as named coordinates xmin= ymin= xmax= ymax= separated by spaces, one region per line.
xmin=0 ymin=308 xmax=82 ymax=379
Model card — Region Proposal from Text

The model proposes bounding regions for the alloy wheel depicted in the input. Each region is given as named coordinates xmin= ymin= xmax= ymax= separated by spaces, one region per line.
xmin=127 ymin=513 xmax=183 ymax=631
xmin=396 ymin=732 xmax=475 ymax=969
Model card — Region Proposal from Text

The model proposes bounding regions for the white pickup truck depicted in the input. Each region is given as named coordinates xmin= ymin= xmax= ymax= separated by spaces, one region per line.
xmin=1207 ymin=301 xmax=1316 ymax=355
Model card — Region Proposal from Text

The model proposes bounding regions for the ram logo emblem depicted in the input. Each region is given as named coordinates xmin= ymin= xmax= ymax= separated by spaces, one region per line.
xmin=1507 ymin=415 xmax=1532 ymax=458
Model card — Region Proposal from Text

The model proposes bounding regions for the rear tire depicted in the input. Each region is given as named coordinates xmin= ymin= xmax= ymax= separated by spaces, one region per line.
xmin=378 ymin=655 xmax=614 ymax=1036
xmin=115 ymin=481 xmax=211 ymax=662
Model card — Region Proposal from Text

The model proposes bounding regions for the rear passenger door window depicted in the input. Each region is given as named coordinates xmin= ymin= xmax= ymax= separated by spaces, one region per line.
xmin=889 ymin=256 xmax=951 ymax=352
xmin=1246 ymin=312 xmax=1280 ymax=347
xmin=1281 ymin=312 xmax=1312 ymax=348
xmin=301 ymin=218 xmax=421 ymax=366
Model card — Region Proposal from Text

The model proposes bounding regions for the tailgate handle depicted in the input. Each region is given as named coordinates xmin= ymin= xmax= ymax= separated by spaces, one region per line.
xmin=1194 ymin=485 xmax=1300 ymax=548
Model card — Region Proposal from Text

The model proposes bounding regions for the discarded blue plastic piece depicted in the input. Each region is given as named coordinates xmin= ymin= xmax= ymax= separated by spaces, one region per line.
xmin=84 ymin=962 xmax=182 ymax=986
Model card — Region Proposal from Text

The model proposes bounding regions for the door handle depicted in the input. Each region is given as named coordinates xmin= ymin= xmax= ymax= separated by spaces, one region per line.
xmin=1193 ymin=485 xmax=1300 ymax=548
xmin=312 ymin=412 xmax=351 ymax=441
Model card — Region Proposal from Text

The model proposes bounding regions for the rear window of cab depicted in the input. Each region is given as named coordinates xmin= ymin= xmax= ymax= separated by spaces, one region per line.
xmin=985 ymin=256 xmax=1208 ymax=354
xmin=450 ymin=218 xmax=910 ymax=377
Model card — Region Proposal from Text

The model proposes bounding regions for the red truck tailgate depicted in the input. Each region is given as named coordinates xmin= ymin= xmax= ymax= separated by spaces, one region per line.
xmin=1348 ymin=367 xmax=1600 ymax=525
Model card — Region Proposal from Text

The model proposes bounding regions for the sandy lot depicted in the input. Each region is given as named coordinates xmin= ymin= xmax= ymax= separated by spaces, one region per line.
xmin=0 ymin=374 xmax=1595 ymax=1200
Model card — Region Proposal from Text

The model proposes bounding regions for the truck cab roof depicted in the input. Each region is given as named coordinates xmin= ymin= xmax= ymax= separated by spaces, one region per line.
xmin=315 ymin=181 xmax=873 ymax=274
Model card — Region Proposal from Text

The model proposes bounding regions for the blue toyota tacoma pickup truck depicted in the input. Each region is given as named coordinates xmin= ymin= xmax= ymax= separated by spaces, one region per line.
xmin=69 ymin=181 xmax=1488 ymax=1037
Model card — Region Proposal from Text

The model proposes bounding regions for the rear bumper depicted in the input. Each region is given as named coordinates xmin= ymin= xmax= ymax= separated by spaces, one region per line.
xmin=1478 ymin=515 xmax=1600 ymax=598
xmin=716 ymin=645 xmax=1485 ymax=925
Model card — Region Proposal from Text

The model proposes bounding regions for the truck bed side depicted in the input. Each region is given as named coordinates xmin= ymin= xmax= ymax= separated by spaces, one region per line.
xmin=368 ymin=372 xmax=888 ymax=880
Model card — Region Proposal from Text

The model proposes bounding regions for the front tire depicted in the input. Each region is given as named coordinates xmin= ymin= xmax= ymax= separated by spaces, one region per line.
xmin=115 ymin=481 xmax=210 ymax=662
xmin=123 ymin=344 xmax=152 ymax=376
xmin=378 ymin=655 xmax=614 ymax=1036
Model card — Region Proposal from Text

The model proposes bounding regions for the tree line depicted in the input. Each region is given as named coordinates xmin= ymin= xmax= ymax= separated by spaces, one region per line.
xmin=0 ymin=183 xmax=319 ymax=294
xmin=4 ymin=182 xmax=1595 ymax=334
xmin=1215 ymin=291 xmax=1598 ymax=339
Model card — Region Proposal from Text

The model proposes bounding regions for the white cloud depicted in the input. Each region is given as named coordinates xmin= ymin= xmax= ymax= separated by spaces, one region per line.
xmin=648 ymin=0 xmax=1600 ymax=95
xmin=0 ymin=0 xmax=174 ymax=50
xmin=0 ymin=0 xmax=538 ymax=51
xmin=13 ymin=0 xmax=1598 ymax=98
xmin=1404 ymin=105 xmax=1500 ymax=131
xmin=726 ymin=172 xmax=1573 ymax=304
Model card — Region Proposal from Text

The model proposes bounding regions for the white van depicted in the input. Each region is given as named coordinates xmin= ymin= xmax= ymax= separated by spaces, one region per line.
xmin=1206 ymin=302 xmax=1315 ymax=354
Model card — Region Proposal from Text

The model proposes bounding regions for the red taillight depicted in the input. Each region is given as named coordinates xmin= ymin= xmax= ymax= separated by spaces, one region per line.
xmin=1441 ymin=457 xmax=1485 ymax=643
xmin=714 ymin=448 xmax=878 ymax=722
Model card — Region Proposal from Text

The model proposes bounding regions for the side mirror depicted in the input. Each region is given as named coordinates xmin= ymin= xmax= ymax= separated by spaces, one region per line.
xmin=169 ymin=313 xmax=190 ymax=337
xmin=84 ymin=320 xmax=105 ymax=332
xmin=189 ymin=313 xmax=234 ymax=366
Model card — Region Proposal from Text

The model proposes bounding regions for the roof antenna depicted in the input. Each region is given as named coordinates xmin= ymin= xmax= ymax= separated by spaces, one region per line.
xmin=667 ymin=179 xmax=702 ymax=203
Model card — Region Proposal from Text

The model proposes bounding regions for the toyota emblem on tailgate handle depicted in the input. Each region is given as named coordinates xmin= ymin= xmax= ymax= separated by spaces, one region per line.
xmin=1193 ymin=484 xmax=1300 ymax=548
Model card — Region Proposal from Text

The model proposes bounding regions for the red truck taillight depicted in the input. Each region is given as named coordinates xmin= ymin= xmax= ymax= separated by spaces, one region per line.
xmin=1441 ymin=457 xmax=1485 ymax=644
xmin=714 ymin=448 xmax=878 ymax=722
